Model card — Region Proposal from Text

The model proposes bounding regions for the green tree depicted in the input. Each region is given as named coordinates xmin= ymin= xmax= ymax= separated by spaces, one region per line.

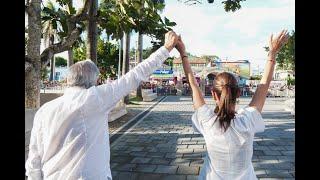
xmin=97 ymin=38 xmax=119 ymax=79
xmin=249 ymin=75 xmax=262 ymax=80
xmin=55 ymin=56 xmax=67 ymax=66
xmin=86 ymin=0 xmax=99 ymax=63
xmin=286 ymin=75 xmax=295 ymax=86
xmin=72 ymin=38 xmax=119 ymax=79
xmin=142 ymin=47 xmax=154 ymax=59
xmin=164 ymin=57 xmax=174 ymax=70
xmin=73 ymin=44 xmax=87 ymax=63
xmin=42 ymin=0 xmax=60 ymax=81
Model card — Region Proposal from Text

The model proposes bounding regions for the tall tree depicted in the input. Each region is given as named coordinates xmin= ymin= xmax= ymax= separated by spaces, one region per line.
xmin=135 ymin=0 xmax=166 ymax=99
xmin=42 ymin=1 xmax=58 ymax=81
xmin=25 ymin=0 xmax=42 ymax=108
xmin=25 ymin=0 xmax=91 ymax=108
xmin=66 ymin=0 xmax=76 ymax=67
xmin=25 ymin=0 xmax=175 ymax=107
xmin=136 ymin=32 xmax=143 ymax=98
xmin=86 ymin=0 xmax=99 ymax=64
xmin=122 ymin=32 xmax=131 ymax=104
xmin=39 ymin=0 xmax=91 ymax=68
xmin=97 ymin=38 xmax=119 ymax=79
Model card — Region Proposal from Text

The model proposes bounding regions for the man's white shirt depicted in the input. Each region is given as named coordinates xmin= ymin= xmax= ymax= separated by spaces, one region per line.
xmin=25 ymin=46 xmax=170 ymax=180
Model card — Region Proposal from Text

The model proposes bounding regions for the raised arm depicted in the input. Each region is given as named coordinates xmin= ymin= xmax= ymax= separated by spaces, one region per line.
xmin=96 ymin=31 xmax=179 ymax=110
xmin=176 ymin=37 xmax=205 ymax=109
xmin=249 ymin=30 xmax=289 ymax=112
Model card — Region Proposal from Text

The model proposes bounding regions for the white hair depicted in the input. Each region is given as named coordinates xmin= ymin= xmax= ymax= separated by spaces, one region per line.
xmin=67 ymin=59 xmax=100 ymax=89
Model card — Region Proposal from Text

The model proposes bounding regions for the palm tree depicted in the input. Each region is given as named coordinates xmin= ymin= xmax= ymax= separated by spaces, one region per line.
xmin=122 ymin=31 xmax=131 ymax=104
xmin=42 ymin=1 xmax=59 ymax=81
xmin=136 ymin=0 xmax=166 ymax=99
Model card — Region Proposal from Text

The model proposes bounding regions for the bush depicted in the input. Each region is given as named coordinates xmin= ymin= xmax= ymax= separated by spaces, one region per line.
xmin=250 ymin=75 xmax=262 ymax=80
xmin=55 ymin=56 xmax=67 ymax=67
xmin=287 ymin=77 xmax=295 ymax=85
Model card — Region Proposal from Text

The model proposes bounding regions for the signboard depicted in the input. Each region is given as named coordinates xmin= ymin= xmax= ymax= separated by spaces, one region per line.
xmin=153 ymin=69 xmax=173 ymax=74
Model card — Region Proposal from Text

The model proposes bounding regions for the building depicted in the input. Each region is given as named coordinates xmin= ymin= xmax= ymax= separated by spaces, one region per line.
xmin=274 ymin=70 xmax=295 ymax=80
xmin=46 ymin=66 xmax=68 ymax=81
xmin=173 ymin=57 xmax=208 ymax=74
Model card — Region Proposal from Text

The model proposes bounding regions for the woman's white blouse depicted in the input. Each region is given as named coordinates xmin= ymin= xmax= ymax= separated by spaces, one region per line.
xmin=192 ymin=104 xmax=264 ymax=180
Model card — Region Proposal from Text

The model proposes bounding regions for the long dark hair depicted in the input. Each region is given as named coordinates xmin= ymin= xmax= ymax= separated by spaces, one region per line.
xmin=211 ymin=72 xmax=240 ymax=132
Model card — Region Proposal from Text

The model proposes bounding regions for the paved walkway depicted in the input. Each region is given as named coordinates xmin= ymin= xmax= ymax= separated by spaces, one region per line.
xmin=110 ymin=96 xmax=295 ymax=180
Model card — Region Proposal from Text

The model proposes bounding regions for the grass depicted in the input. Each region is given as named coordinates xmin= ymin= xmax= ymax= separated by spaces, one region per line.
xmin=129 ymin=96 xmax=143 ymax=105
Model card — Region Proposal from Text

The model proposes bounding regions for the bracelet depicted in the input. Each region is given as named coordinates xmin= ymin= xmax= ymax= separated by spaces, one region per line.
xmin=268 ymin=59 xmax=276 ymax=63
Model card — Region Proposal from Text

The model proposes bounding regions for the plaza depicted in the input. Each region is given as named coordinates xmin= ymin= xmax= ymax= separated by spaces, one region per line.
xmin=25 ymin=1 xmax=295 ymax=179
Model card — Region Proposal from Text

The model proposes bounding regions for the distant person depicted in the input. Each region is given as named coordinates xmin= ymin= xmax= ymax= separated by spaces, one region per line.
xmin=25 ymin=31 xmax=179 ymax=180
xmin=176 ymin=30 xmax=289 ymax=179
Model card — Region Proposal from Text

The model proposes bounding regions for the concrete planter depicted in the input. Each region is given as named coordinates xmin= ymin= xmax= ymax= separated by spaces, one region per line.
xmin=284 ymin=98 xmax=295 ymax=115
xmin=108 ymin=100 xmax=128 ymax=122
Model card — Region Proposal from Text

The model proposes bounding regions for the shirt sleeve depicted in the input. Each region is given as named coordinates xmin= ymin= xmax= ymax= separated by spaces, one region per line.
xmin=191 ymin=104 xmax=215 ymax=135
xmin=236 ymin=106 xmax=265 ymax=134
xmin=25 ymin=111 xmax=43 ymax=180
xmin=96 ymin=46 xmax=170 ymax=111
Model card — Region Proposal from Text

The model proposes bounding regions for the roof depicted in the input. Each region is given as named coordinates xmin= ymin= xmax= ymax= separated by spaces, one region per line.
xmin=215 ymin=60 xmax=250 ymax=64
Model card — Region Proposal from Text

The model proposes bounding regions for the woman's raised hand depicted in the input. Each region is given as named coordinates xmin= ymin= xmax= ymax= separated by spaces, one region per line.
xmin=268 ymin=30 xmax=290 ymax=58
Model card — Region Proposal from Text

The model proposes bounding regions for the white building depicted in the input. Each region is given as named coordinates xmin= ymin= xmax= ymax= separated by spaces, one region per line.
xmin=47 ymin=66 xmax=69 ymax=81
xmin=274 ymin=70 xmax=295 ymax=80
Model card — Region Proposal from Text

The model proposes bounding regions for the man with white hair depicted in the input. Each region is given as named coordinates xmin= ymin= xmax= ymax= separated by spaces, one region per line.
xmin=25 ymin=31 xmax=179 ymax=180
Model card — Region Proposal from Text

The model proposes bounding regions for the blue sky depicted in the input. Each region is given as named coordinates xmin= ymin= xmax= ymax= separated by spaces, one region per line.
xmin=36 ymin=0 xmax=294 ymax=71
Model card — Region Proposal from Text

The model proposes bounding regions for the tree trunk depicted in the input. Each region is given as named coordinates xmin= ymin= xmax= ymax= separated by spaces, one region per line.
xmin=67 ymin=0 xmax=75 ymax=68
xmin=122 ymin=32 xmax=130 ymax=104
xmin=68 ymin=49 xmax=73 ymax=68
xmin=25 ymin=0 xmax=41 ymax=108
xmin=49 ymin=35 xmax=55 ymax=81
xmin=86 ymin=0 xmax=98 ymax=64
xmin=117 ymin=38 xmax=123 ymax=79
xmin=136 ymin=32 xmax=143 ymax=99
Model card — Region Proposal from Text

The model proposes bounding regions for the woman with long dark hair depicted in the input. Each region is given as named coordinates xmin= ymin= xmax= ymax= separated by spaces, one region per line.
xmin=176 ymin=30 xmax=289 ymax=179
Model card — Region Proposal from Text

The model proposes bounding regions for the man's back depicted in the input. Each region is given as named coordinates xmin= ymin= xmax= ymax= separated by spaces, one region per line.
xmin=33 ymin=86 xmax=111 ymax=179
xmin=25 ymin=45 xmax=171 ymax=180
